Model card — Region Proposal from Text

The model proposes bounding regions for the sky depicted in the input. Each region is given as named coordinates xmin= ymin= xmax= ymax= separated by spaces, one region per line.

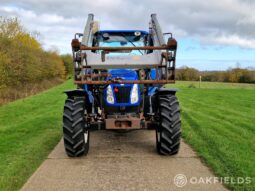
xmin=0 ymin=0 xmax=255 ymax=70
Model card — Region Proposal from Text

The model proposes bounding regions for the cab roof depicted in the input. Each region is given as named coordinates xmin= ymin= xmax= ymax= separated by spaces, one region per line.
xmin=98 ymin=30 xmax=148 ymax=34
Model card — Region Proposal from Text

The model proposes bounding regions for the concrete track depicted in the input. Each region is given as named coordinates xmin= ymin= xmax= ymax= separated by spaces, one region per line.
xmin=21 ymin=130 xmax=228 ymax=191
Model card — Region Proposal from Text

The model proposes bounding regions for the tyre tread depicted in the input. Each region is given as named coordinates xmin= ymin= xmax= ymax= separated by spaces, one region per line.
xmin=157 ymin=95 xmax=181 ymax=155
xmin=63 ymin=97 xmax=89 ymax=157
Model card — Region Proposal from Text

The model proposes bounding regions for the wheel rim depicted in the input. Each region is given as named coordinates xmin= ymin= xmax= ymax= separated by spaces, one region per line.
xmin=156 ymin=130 xmax=160 ymax=143
xmin=156 ymin=129 xmax=161 ymax=151
xmin=84 ymin=131 xmax=89 ymax=143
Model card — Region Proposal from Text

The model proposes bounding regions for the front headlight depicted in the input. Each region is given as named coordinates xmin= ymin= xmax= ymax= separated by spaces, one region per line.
xmin=130 ymin=84 xmax=139 ymax=104
xmin=106 ymin=85 xmax=114 ymax=104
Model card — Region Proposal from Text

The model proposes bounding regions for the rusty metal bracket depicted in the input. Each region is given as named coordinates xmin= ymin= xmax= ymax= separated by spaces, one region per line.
xmin=80 ymin=45 xmax=176 ymax=51
xmin=74 ymin=79 xmax=175 ymax=85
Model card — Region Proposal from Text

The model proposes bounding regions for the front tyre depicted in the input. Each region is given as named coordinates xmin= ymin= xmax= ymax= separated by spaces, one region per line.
xmin=63 ymin=97 xmax=89 ymax=157
xmin=156 ymin=95 xmax=181 ymax=155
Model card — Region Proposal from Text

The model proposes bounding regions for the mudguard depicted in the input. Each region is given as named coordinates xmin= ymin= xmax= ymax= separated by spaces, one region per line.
xmin=157 ymin=87 xmax=178 ymax=95
xmin=64 ymin=89 xmax=88 ymax=97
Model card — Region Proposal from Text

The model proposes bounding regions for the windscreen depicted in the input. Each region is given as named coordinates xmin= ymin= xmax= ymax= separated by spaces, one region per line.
xmin=96 ymin=32 xmax=146 ymax=56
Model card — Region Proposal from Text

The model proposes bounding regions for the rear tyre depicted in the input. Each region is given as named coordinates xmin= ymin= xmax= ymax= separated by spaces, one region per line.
xmin=156 ymin=95 xmax=181 ymax=155
xmin=63 ymin=97 xmax=89 ymax=157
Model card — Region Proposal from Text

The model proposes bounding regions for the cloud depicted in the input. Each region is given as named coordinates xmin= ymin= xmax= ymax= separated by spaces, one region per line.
xmin=208 ymin=35 xmax=255 ymax=49
xmin=0 ymin=0 xmax=255 ymax=53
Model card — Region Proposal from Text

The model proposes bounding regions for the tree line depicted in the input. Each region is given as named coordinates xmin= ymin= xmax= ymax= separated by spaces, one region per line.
xmin=0 ymin=17 xmax=74 ymax=104
xmin=176 ymin=66 xmax=255 ymax=83
xmin=0 ymin=17 xmax=73 ymax=89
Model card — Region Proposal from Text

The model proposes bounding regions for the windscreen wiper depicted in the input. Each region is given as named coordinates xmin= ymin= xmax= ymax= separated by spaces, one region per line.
xmin=121 ymin=33 xmax=144 ymax=55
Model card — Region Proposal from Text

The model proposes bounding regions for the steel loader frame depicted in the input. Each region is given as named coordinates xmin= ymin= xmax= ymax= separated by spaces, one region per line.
xmin=71 ymin=14 xmax=177 ymax=85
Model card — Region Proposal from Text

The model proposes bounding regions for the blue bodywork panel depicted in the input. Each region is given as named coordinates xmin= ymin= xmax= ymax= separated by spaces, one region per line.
xmin=104 ymin=69 xmax=140 ymax=106
xmin=108 ymin=69 xmax=137 ymax=80
xmin=83 ymin=85 xmax=94 ymax=103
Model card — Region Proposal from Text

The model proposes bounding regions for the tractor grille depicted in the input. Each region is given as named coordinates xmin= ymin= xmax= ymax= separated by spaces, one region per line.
xmin=114 ymin=86 xmax=131 ymax=103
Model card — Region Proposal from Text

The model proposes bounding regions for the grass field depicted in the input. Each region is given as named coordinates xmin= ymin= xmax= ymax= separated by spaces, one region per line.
xmin=169 ymin=81 xmax=255 ymax=191
xmin=0 ymin=80 xmax=254 ymax=191
xmin=0 ymin=80 xmax=75 ymax=191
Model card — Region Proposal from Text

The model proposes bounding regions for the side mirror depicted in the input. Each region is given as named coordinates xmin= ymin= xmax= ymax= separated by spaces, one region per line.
xmin=71 ymin=39 xmax=80 ymax=52
xmin=163 ymin=32 xmax=172 ymax=38
xmin=75 ymin=33 xmax=83 ymax=39
xmin=167 ymin=38 xmax=177 ymax=50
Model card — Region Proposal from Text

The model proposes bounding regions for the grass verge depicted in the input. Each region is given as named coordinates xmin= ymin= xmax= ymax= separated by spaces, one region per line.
xmin=169 ymin=81 xmax=255 ymax=191
xmin=0 ymin=78 xmax=64 ymax=106
xmin=0 ymin=80 xmax=74 ymax=191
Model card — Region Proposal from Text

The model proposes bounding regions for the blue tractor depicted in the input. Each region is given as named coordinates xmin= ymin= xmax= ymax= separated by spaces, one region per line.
xmin=63 ymin=14 xmax=181 ymax=156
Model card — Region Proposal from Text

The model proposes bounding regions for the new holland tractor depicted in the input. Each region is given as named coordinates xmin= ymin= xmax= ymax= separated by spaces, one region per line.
xmin=63 ymin=14 xmax=181 ymax=157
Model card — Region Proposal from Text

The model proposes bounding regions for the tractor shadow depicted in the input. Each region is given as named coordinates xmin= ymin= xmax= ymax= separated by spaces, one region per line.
xmin=89 ymin=130 xmax=157 ymax=156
